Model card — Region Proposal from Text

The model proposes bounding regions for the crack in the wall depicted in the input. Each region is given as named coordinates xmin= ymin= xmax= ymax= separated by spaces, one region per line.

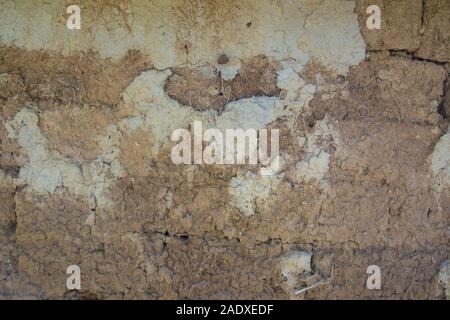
xmin=438 ymin=78 xmax=449 ymax=119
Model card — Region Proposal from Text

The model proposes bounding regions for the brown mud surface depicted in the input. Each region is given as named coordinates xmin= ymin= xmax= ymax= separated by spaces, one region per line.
xmin=0 ymin=0 xmax=449 ymax=299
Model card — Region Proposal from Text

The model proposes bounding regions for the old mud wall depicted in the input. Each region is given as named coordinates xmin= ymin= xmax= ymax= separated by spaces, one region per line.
xmin=0 ymin=0 xmax=449 ymax=299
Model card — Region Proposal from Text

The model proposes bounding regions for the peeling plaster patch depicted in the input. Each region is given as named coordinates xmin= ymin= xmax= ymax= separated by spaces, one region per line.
xmin=107 ymin=59 xmax=334 ymax=212
xmin=296 ymin=151 xmax=330 ymax=182
xmin=228 ymin=172 xmax=280 ymax=217
xmin=119 ymin=65 xmax=319 ymax=181
xmin=0 ymin=0 xmax=365 ymax=73
xmin=216 ymin=97 xmax=283 ymax=131
xmin=121 ymin=116 xmax=144 ymax=132
xmin=430 ymin=127 xmax=450 ymax=193
xmin=280 ymin=251 xmax=312 ymax=292
xmin=276 ymin=60 xmax=318 ymax=124
xmin=293 ymin=120 xmax=336 ymax=189
xmin=216 ymin=58 xmax=241 ymax=81
xmin=299 ymin=0 xmax=366 ymax=73
xmin=196 ymin=65 xmax=217 ymax=80
xmin=6 ymin=109 xmax=76 ymax=193
xmin=121 ymin=70 xmax=303 ymax=158
xmin=119 ymin=63 xmax=331 ymax=194
xmin=6 ymin=109 xmax=121 ymax=207
xmin=123 ymin=70 xmax=176 ymax=110
xmin=277 ymin=61 xmax=306 ymax=101
xmin=121 ymin=70 xmax=210 ymax=156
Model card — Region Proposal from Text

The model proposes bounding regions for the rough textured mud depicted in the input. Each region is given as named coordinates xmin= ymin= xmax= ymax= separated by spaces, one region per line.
xmin=0 ymin=0 xmax=448 ymax=300
xmin=356 ymin=0 xmax=423 ymax=52
xmin=415 ymin=0 xmax=450 ymax=63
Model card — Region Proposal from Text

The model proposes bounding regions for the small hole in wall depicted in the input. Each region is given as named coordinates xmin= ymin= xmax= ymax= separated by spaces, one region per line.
xmin=246 ymin=21 xmax=252 ymax=28
xmin=217 ymin=54 xmax=229 ymax=65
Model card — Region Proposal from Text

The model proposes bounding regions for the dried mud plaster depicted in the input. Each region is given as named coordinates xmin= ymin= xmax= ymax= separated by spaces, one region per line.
xmin=0 ymin=0 xmax=449 ymax=299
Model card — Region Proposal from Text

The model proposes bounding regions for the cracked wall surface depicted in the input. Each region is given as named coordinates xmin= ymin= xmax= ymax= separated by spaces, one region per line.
xmin=0 ymin=0 xmax=449 ymax=299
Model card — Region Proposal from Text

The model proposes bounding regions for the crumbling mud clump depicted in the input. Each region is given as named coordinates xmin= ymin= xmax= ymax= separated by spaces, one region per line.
xmin=357 ymin=0 xmax=450 ymax=63
xmin=165 ymin=55 xmax=281 ymax=112
xmin=0 ymin=0 xmax=449 ymax=300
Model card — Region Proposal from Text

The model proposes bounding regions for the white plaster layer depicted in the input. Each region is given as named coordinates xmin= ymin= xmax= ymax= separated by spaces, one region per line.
xmin=280 ymin=251 xmax=312 ymax=290
xmin=5 ymin=109 xmax=122 ymax=208
xmin=0 ymin=0 xmax=365 ymax=73
xmin=293 ymin=119 xmax=336 ymax=189
xmin=227 ymin=172 xmax=280 ymax=217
